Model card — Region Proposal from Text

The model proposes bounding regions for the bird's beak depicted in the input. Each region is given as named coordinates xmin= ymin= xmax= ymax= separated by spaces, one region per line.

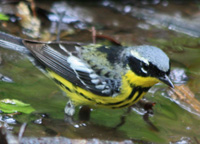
xmin=159 ymin=74 xmax=174 ymax=88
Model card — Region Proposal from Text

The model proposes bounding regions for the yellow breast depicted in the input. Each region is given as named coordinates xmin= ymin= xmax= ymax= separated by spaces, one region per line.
xmin=47 ymin=70 xmax=156 ymax=109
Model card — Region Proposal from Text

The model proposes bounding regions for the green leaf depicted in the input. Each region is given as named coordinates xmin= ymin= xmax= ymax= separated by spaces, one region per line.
xmin=0 ymin=99 xmax=35 ymax=114
xmin=0 ymin=13 xmax=9 ymax=21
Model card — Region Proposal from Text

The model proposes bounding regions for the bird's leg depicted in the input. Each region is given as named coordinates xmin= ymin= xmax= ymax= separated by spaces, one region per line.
xmin=64 ymin=100 xmax=75 ymax=124
xmin=114 ymin=107 xmax=132 ymax=129
xmin=143 ymin=112 xmax=159 ymax=132
xmin=135 ymin=99 xmax=159 ymax=131
xmin=114 ymin=99 xmax=157 ymax=130
xmin=64 ymin=100 xmax=75 ymax=116
xmin=78 ymin=105 xmax=91 ymax=121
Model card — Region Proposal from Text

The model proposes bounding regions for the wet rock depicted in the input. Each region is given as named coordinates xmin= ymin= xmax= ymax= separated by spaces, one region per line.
xmin=105 ymin=2 xmax=200 ymax=37
xmin=170 ymin=68 xmax=188 ymax=84
xmin=0 ymin=74 xmax=13 ymax=83
xmin=21 ymin=137 xmax=135 ymax=144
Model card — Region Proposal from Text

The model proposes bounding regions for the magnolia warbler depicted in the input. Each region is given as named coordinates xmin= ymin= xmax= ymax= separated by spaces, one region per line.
xmin=0 ymin=31 xmax=173 ymax=116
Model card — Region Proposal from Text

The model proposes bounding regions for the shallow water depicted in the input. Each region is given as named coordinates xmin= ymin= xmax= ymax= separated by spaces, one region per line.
xmin=0 ymin=1 xmax=200 ymax=143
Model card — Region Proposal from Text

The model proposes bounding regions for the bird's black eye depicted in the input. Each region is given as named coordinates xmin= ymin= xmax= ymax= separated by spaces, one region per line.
xmin=141 ymin=63 xmax=149 ymax=74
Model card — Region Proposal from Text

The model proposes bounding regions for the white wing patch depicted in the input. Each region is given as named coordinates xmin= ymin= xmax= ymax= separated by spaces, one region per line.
xmin=67 ymin=55 xmax=109 ymax=93
xmin=67 ymin=55 xmax=92 ymax=88
xmin=67 ymin=56 xmax=93 ymax=73
xmin=89 ymin=73 xmax=98 ymax=79
xmin=91 ymin=79 xmax=100 ymax=84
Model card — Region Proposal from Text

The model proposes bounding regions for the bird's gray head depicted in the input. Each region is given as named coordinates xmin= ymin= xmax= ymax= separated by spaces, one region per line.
xmin=124 ymin=45 xmax=174 ymax=88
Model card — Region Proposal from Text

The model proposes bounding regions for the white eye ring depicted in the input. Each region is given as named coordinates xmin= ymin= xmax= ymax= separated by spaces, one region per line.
xmin=141 ymin=67 xmax=147 ymax=74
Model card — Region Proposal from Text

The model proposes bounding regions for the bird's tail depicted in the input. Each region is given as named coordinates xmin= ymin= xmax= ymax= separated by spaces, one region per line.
xmin=0 ymin=31 xmax=29 ymax=53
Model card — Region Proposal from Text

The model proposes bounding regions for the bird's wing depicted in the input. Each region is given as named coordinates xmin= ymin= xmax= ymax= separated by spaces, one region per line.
xmin=23 ymin=40 xmax=120 ymax=96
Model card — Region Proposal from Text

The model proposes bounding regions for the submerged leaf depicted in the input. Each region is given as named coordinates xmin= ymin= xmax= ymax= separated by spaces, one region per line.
xmin=0 ymin=13 xmax=9 ymax=21
xmin=0 ymin=99 xmax=35 ymax=114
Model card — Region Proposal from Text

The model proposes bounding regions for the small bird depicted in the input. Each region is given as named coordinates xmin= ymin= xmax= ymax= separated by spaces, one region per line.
xmin=0 ymin=31 xmax=174 ymax=116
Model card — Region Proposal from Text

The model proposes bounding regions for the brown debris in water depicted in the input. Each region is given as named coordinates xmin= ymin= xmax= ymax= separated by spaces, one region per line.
xmin=168 ymin=85 xmax=200 ymax=113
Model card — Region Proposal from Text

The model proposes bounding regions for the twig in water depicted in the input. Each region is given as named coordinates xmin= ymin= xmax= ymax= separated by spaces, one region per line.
xmin=91 ymin=26 xmax=96 ymax=44
xmin=18 ymin=123 xmax=27 ymax=142
xmin=29 ymin=0 xmax=37 ymax=17
xmin=96 ymin=34 xmax=122 ymax=46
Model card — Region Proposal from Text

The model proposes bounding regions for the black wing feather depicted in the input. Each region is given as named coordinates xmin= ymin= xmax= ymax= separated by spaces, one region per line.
xmin=23 ymin=40 xmax=114 ymax=96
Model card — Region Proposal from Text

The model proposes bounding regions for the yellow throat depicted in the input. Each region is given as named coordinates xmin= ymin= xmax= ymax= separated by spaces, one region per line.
xmin=123 ymin=70 xmax=160 ymax=88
